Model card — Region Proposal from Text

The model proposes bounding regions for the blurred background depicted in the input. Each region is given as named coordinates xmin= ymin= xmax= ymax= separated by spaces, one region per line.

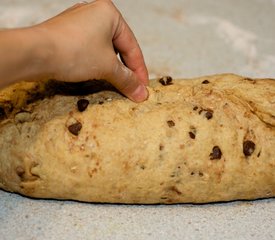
xmin=0 ymin=1 xmax=275 ymax=240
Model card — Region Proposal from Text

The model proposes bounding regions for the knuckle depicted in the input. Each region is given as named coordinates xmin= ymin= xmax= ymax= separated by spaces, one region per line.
xmin=96 ymin=0 xmax=115 ymax=10
xmin=110 ymin=60 xmax=135 ymax=91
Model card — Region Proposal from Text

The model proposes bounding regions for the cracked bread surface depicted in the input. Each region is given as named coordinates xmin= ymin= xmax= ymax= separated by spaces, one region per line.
xmin=0 ymin=74 xmax=274 ymax=204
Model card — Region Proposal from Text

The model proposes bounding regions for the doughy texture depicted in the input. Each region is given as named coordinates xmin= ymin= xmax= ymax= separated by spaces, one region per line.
xmin=0 ymin=74 xmax=274 ymax=204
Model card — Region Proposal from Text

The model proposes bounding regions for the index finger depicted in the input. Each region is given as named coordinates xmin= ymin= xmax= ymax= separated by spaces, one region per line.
xmin=112 ymin=15 xmax=149 ymax=85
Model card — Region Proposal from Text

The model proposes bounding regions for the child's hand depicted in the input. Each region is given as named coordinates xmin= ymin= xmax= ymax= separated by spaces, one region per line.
xmin=38 ymin=0 xmax=149 ymax=102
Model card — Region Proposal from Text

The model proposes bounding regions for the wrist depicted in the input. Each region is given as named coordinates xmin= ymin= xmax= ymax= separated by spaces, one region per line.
xmin=22 ymin=26 xmax=55 ymax=81
xmin=0 ymin=27 xmax=52 ymax=88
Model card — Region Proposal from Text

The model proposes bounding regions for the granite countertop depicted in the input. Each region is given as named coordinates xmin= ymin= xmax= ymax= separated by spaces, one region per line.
xmin=0 ymin=0 xmax=275 ymax=239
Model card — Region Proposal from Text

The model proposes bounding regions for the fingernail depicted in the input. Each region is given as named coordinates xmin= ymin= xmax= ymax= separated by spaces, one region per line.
xmin=131 ymin=84 xmax=148 ymax=102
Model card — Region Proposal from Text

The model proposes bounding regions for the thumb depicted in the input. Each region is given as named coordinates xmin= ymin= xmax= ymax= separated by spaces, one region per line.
xmin=107 ymin=59 xmax=148 ymax=102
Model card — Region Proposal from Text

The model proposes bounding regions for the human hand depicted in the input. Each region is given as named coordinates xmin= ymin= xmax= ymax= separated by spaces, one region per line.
xmin=36 ymin=0 xmax=149 ymax=102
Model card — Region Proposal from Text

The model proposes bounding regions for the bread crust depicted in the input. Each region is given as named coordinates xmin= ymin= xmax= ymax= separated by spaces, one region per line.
xmin=0 ymin=74 xmax=274 ymax=204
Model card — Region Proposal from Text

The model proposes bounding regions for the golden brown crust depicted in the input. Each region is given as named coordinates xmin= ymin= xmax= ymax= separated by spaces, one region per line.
xmin=0 ymin=74 xmax=274 ymax=204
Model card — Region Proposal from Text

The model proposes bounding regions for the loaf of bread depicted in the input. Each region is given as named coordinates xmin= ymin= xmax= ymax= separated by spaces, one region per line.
xmin=0 ymin=74 xmax=274 ymax=204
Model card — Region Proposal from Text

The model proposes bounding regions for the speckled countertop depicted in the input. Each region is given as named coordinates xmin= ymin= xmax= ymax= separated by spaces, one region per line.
xmin=0 ymin=0 xmax=275 ymax=239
